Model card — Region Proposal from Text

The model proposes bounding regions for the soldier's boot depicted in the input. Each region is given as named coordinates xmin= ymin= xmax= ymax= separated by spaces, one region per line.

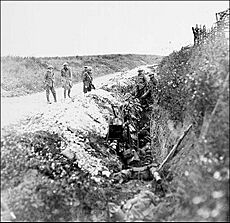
xmin=53 ymin=92 xmax=57 ymax=102
xmin=68 ymin=89 xmax=71 ymax=98
xmin=46 ymin=90 xmax=51 ymax=104
xmin=64 ymin=90 xmax=66 ymax=99
xmin=83 ymin=84 xmax=87 ymax=94
xmin=50 ymin=87 xmax=57 ymax=102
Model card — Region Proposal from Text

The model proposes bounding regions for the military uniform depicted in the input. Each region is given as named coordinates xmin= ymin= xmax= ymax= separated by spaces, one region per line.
xmin=61 ymin=67 xmax=72 ymax=90
xmin=135 ymin=69 xmax=148 ymax=98
xmin=202 ymin=25 xmax=207 ymax=43
xmin=194 ymin=24 xmax=199 ymax=45
xmin=149 ymin=74 xmax=157 ymax=94
xmin=61 ymin=63 xmax=72 ymax=98
xmin=192 ymin=27 xmax=198 ymax=45
xmin=82 ymin=66 xmax=93 ymax=93
xmin=146 ymin=74 xmax=158 ymax=106
xmin=44 ymin=65 xmax=57 ymax=103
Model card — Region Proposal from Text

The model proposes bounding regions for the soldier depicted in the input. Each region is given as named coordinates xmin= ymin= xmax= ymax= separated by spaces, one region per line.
xmin=88 ymin=67 xmax=95 ymax=90
xmin=203 ymin=25 xmax=207 ymax=43
xmin=44 ymin=65 xmax=57 ymax=104
xmin=61 ymin=62 xmax=72 ymax=99
xmin=148 ymin=73 xmax=158 ymax=103
xmin=210 ymin=26 xmax=215 ymax=42
xmin=199 ymin=25 xmax=203 ymax=44
xmin=192 ymin=27 xmax=198 ymax=45
xmin=149 ymin=73 xmax=157 ymax=88
xmin=194 ymin=24 xmax=200 ymax=45
xmin=82 ymin=66 xmax=93 ymax=93
xmin=140 ymin=73 xmax=158 ymax=108
xmin=135 ymin=69 xmax=148 ymax=99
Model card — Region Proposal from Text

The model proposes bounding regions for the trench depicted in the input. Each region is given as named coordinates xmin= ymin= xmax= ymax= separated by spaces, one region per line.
xmin=94 ymin=71 xmax=194 ymax=221
xmin=28 ymin=91 xmax=170 ymax=189
xmin=105 ymin=94 xmax=171 ymax=188
xmin=1 ymin=69 xmax=189 ymax=222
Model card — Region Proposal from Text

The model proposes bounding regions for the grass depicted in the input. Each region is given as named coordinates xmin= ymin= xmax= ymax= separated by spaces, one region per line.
xmin=150 ymin=35 xmax=229 ymax=221
xmin=1 ymin=54 xmax=162 ymax=97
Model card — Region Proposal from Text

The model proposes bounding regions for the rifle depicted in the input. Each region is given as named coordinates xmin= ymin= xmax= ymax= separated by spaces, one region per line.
xmin=114 ymin=124 xmax=193 ymax=184
xmin=132 ymin=124 xmax=193 ymax=183
xmin=157 ymin=124 xmax=193 ymax=172
xmin=90 ymin=82 xmax=96 ymax=90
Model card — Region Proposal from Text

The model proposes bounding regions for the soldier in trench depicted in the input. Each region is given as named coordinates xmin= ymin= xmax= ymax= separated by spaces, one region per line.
xmin=141 ymin=73 xmax=158 ymax=106
xmin=61 ymin=62 xmax=73 ymax=99
xmin=44 ymin=65 xmax=57 ymax=104
xmin=135 ymin=69 xmax=148 ymax=100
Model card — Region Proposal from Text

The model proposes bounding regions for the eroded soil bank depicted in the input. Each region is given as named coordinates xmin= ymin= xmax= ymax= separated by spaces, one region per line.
xmin=1 ymin=66 xmax=166 ymax=222
xmin=1 ymin=61 xmax=228 ymax=222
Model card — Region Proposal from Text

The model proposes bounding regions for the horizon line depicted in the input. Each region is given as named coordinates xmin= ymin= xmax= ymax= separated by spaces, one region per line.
xmin=1 ymin=53 xmax=165 ymax=59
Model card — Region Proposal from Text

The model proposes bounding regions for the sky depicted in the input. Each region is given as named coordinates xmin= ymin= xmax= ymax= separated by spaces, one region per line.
xmin=1 ymin=1 xmax=229 ymax=57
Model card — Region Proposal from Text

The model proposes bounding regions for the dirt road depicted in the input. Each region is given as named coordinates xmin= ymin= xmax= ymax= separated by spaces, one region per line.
xmin=1 ymin=65 xmax=150 ymax=128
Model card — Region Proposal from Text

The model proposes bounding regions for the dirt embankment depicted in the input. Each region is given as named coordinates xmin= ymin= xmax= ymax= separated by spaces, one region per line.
xmin=147 ymin=36 xmax=229 ymax=221
xmin=1 ymin=66 xmax=159 ymax=222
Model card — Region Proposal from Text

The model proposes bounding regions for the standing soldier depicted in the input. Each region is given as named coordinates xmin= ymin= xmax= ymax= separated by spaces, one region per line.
xmin=87 ymin=66 xmax=95 ymax=90
xmin=199 ymin=24 xmax=203 ymax=44
xmin=192 ymin=26 xmax=198 ymax=45
xmin=195 ymin=24 xmax=200 ymax=45
xmin=82 ymin=66 xmax=93 ymax=94
xmin=210 ymin=26 xmax=215 ymax=42
xmin=61 ymin=62 xmax=72 ymax=99
xmin=148 ymin=73 xmax=158 ymax=104
xmin=140 ymin=73 xmax=158 ymax=105
xmin=203 ymin=25 xmax=207 ymax=44
xmin=135 ymin=69 xmax=148 ymax=99
xmin=44 ymin=65 xmax=57 ymax=104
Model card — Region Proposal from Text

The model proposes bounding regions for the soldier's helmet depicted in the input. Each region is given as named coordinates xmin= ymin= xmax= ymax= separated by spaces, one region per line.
xmin=63 ymin=62 xmax=68 ymax=66
xmin=48 ymin=65 xmax=54 ymax=69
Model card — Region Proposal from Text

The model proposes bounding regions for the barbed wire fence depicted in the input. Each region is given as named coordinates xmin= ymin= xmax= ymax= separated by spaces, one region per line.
xmin=192 ymin=8 xmax=229 ymax=46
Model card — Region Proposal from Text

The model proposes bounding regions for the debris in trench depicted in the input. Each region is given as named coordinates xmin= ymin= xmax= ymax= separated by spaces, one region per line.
xmin=111 ymin=163 xmax=160 ymax=184
xmin=110 ymin=124 xmax=193 ymax=186
xmin=106 ymin=98 xmax=147 ymax=167
xmin=105 ymin=80 xmax=193 ymax=204
xmin=105 ymin=87 xmax=159 ymax=172
xmin=108 ymin=190 xmax=160 ymax=222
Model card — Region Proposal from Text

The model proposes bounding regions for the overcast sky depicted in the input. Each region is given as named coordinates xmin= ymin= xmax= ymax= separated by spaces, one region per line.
xmin=1 ymin=1 xmax=229 ymax=57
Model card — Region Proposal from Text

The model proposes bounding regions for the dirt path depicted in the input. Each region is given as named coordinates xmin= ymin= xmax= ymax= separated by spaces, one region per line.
xmin=1 ymin=65 xmax=149 ymax=128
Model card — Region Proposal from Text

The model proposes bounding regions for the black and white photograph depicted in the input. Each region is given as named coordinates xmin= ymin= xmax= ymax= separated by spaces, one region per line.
xmin=1 ymin=1 xmax=229 ymax=222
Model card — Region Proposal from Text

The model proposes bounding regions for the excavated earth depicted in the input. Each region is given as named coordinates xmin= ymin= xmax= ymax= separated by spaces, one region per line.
xmin=1 ymin=65 xmax=200 ymax=222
